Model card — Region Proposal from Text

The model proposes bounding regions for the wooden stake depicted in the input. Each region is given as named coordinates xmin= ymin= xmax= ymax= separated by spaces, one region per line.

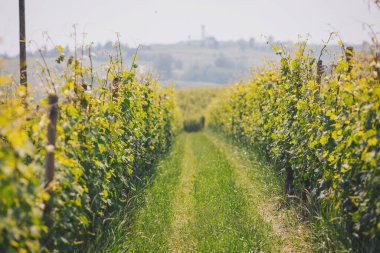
xmin=345 ymin=46 xmax=354 ymax=73
xmin=19 ymin=0 xmax=27 ymax=88
xmin=314 ymin=60 xmax=324 ymax=102
xmin=45 ymin=94 xmax=58 ymax=185
xmin=42 ymin=94 xmax=58 ymax=250
xmin=112 ymin=77 xmax=119 ymax=101
xmin=316 ymin=60 xmax=324 ymax=85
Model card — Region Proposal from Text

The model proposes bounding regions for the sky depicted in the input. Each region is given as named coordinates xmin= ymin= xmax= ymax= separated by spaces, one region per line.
xmin=0 ymin=0 xmax=380 ymax=56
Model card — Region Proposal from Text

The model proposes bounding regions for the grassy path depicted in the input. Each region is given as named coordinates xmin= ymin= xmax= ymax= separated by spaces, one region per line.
xmin=97 ymin=131 xmax=313 ymax=252
xmin=206 ymin=131 xmax=312 ymax=252
xmin=169 ymin=135 xmax=196 ymax=252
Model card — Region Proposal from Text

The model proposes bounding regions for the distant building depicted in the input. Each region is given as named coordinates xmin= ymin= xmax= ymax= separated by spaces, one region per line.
xmin=183 ymin=25 xmax=219 ymax=48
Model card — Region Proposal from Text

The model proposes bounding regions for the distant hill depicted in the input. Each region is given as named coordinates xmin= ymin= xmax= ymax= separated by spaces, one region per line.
xmin=0 ymin=39 xmax=363 ymax=89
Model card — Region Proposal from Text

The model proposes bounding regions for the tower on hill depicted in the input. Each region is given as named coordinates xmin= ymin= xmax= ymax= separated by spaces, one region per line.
xmin=201 ymin=25 xmax=206 ymax=41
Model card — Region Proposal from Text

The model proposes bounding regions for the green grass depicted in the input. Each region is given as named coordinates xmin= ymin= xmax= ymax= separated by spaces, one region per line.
xmin=206 ymin=130 xmax=315 ymax=252
xmin=91 ymin=131 xmax=315 ymax=252
xmin=88 ymin=135 xmax=187 ymax=253
xmin=188 ymin=132 xmax=277 ymax=252
xmin=169 ymin=134 xmax=196 ymax=252
xmin=124 ymin=134 xmax=187 ymax=252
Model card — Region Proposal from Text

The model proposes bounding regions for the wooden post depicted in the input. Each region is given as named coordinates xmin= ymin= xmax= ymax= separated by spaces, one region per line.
xmin=375 ymin=52 xmax=380 ymax=81
xmin=112 ymin=77 xmax=119 ymax=101
xmin=42 ymin=94 xmax=58 ymax=250
xmin=46 ymin=94 xmax=58 ymax=184
xmin=314 ymin=60 xmax=324 ymax=102
xmin=345 ymin=46 xmax=354 ymax=73
xmin=316 ymin=60 xmax=324 ymax=85
xmin=19 ymin=0 xmax=27 ymax=88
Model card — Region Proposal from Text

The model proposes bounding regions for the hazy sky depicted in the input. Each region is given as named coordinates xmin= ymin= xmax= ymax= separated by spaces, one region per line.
xmin=1 ymin=0 xmax=380 ymax=55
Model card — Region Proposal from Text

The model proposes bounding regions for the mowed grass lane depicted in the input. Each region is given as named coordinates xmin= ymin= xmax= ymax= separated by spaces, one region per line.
xmin=187 ymin=133 xmax=277 ymax=252
xmin=98 ymin=132 xmax=312 ymax=252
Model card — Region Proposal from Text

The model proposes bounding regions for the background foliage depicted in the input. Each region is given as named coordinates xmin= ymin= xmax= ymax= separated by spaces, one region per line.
xmin=176 ymin=87 xmax=221 ymax=132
